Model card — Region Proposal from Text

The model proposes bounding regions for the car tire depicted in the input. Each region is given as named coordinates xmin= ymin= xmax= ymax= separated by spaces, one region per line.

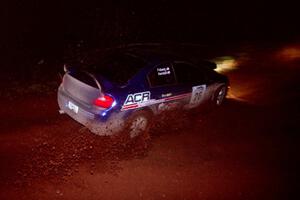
xmin=214 ymin=85 xmax=227 ymax=106
xmin=125 ymin=110 xmax=153 ymax=139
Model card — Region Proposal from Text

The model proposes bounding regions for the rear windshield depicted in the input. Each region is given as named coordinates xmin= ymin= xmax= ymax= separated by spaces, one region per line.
xmin=85 ymin=53 xmax=146 ymax=85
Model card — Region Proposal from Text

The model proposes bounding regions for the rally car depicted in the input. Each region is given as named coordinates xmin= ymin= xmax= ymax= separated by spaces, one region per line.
xmin=57 ymin=50 xmax=229 ymax=138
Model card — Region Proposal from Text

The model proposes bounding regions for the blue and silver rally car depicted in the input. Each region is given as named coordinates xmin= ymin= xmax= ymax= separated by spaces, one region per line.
xmin=58 ymin=51 xmax=229 ymax=138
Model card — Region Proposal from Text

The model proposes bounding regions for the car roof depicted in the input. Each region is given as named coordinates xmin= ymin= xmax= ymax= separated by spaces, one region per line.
xmin=123 ymin=49 xmax=217 ymax=70
xmin=77 ymin=47 xmax=216 ymax=71
xmin=126 ymin=49 xmax=184 ymax=62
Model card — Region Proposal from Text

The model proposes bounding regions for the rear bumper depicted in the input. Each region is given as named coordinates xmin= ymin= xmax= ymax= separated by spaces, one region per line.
xmin=57 ymin=86 xmax=125 ymax=135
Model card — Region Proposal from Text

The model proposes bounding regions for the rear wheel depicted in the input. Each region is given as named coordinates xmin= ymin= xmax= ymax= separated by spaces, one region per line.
xmin=126 ymin=110 xmax=152 ymax=139
xmin=214 ymin=85 xmax=227 ymax=106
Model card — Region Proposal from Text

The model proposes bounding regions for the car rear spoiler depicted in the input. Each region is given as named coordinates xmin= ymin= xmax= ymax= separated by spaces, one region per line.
xmin=63 ymin=64 xmax=104 ymax=97
xmin=83 ymin=71 xmax=103 ymax=97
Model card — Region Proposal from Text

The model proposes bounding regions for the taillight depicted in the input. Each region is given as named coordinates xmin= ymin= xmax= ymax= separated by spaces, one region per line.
xmin=94 ymin=95 xmax=114 ymax=108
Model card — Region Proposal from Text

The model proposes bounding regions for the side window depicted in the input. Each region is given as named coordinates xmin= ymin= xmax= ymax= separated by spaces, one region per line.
xmin=173 ymin=62 xmax=206 ymax=84
xmin=148 ymin=63 xmax=176 ymax=87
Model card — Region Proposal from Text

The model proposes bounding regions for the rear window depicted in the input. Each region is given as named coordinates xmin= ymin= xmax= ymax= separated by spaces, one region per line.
xmin=86 ymin=53 xmax=146 ymax=85
xmin=69 ymin=70 xmax=99 ymax=88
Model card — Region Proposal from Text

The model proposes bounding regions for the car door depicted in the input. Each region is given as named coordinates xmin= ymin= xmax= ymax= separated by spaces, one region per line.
xmin=147 ymin=62 xmax=188 ymax=112
xmin=172 ymin=61 xmax=210 ymax=108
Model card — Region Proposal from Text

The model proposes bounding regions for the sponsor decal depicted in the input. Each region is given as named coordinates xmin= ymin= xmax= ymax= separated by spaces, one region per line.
xmin=124 ymin=91 xmax=151 ymax=105
xmin=157 ymin=67 xmax=171 ymax=76
xmin=158 ymin=102 xmax=180 ymax=111
xmin=122 ymin=91 xmax=151 ymax=110
xmin=161 ymin=93 xmax=172 ymax=98
xmin=121 ymin=91 xmax=192 ymax=111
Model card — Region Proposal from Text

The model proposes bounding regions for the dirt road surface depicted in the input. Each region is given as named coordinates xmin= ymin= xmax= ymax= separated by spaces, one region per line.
xmin=0 ymin=45 xmax=299 ymax=200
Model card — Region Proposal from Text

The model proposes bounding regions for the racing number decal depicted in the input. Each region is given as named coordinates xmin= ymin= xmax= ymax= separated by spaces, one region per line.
xmin=190 ymin=85 xmax=206 ymax=106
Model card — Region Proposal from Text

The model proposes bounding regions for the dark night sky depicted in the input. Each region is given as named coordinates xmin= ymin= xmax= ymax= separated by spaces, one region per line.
xmin=1 ymin=0 xmax=299 ymax=60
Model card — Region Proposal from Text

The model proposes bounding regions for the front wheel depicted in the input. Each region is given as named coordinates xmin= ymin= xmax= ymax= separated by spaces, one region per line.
xmin=214 ymin=85 xmax=227 ymax=106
